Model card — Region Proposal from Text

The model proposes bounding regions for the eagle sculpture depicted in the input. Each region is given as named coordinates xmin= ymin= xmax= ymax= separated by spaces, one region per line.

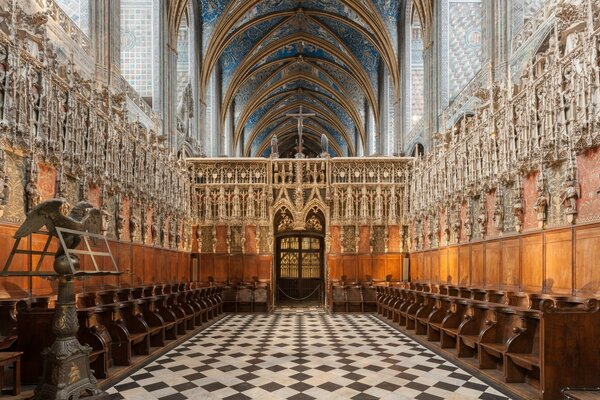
xmin=14 ymin=198 xmax=105 ymax=259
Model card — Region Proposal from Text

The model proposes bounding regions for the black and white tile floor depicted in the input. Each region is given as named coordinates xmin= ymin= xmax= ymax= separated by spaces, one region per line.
xmin=106 ymin=308 xmax=511 ymax=400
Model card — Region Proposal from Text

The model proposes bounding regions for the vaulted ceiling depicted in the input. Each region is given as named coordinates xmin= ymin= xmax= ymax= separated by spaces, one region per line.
xmin=198 ymin=0 xmax=401 ymax=157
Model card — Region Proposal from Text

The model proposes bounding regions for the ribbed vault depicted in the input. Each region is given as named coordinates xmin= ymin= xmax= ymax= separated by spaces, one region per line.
xmin=195 ymin=0 xmax=400 ymax=157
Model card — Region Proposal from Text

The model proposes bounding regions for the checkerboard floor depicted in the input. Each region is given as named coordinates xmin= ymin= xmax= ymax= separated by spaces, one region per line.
xmin=106 ymin=309 xmax=511 ymax=400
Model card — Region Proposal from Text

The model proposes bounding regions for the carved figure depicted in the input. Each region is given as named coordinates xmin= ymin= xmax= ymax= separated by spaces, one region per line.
xmin=129 ymin=213 xmax=139 ymax=242
xmin=513 ymin=186 xmax=524 ymax=233
xmin=464 ymin=206 xmax=473 ymax=240
xmin=493 ymin=190 xmax=503 ymax=230
xmin=270 ymin=134 xmax=278 ymax=156
xmin=321 ymin=133 xmax=329 ymax=155
xmin=25 ymin=170 xmax=42 ymax=213
xmin=14 ymin=198 xmax=104 ymax=259
xmin=560 ymin=173 xmax=580 ymax=216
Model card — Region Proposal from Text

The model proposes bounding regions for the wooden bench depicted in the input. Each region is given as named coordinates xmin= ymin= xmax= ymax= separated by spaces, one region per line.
xmin=237 ymin=287 xmax=253 ymax=312
xmin=0 ymin=352 xmax=22 ymax=395
xmin=362 ymin=285 xmax=378 ymax=312
xmin=332 ymin=285 xmax=347 ymax=312
xmin=253 ymin=285 xmax=270 ymax=313
xmin=378 ymin=282 xmax=600 ymax=399
xmin=347 ymin=286 xmax=363 ymax=312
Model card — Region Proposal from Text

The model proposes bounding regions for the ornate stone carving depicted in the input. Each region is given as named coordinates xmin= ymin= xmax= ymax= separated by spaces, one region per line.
xmin=513 ymin=183 xmax=524 ymax=233
xmin=493 ymin=189 xmax=504 ymax=231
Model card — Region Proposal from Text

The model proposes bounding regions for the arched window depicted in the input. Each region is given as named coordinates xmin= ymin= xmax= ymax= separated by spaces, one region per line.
xmin=55 ymin=0 xmax=89 ymax=35
xmin=176 ymin=11 xmax=192 ymax=137
xmin=410 ymin=12 xmax=424 ymax=130
xmin=120 ymin=0 xmax=156 ymax=106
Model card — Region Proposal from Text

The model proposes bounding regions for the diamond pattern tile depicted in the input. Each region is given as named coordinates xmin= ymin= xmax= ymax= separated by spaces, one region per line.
xmin=106 ymin=309 xmax=512 ymax=399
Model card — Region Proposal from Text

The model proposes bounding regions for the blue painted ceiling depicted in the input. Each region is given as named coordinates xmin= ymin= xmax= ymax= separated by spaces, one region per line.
xmin=200 ymin=0 xmax=398 ymax=157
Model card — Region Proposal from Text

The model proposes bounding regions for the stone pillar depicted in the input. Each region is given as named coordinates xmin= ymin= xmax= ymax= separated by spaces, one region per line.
xmin=189 ymin=0 xmax=203 ymax=154
xmin=90 ymin=0 xmax=121 ymax=86
xmin=216 ymin=64 xmax=225 ymax=157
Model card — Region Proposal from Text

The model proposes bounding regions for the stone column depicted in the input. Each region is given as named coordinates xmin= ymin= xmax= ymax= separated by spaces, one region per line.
xmin=90 ymin=0 xmax=121 ymax=86
xmin=189 ymin=0 xmax=203 ymax=154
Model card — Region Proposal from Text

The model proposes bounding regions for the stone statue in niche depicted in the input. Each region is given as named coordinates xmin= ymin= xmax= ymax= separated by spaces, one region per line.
xmin=560 ymin=171 xmax=580 ymax=222
xmin=320 ymin=133 xmax=329 ymax=156
xmin=359 ymin=186 xmax=369 ymax=221
xmin=25 ymin=166 xmax=42 ymax=213
xmin=534 ymin=173 xmax=549 ymax=228
xmin=513 ymin=186 xmax=524 ymax=233
xmin=331 ymin=187 xmax=340 ymax=220
xmin=493 ymin=190 xmax=503 ymax=230
xmin=151 ymin=218 xmax=159 ymax=246
xmin=270 ymin=134 xmax=279 ymax=157
xmin=246 ymin=186 xmax=255 ymax=219
xmin=464 ymin=206 xmax=473 ymax=240
xmin=129 ymin=212 xmax=139 ymax=242
xmin=451 ymin=210 xmax=461 ymax=242
xmin=477 ymin=196 xmax=487 ymax=237
xmin=0 ymin=175 xmax=9 ymax=217
xmin=345 ymin=186 xmax=354 ymax=219
xmin=176 ymin=82 xmax=192 ymax=136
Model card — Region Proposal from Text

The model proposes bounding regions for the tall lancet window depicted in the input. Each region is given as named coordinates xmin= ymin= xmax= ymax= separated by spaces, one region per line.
xmin=121 ymin=0 xmax=155 ymax=106
xmin=55 ymin=0 xmax=90 ymax=35
xmin=410 ymin=12 xmax=424 ymax=130
xmin=176 ymin=12 xmax=192 ymax=138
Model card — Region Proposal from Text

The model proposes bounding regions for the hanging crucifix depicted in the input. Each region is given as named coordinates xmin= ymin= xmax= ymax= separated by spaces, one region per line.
xmin=286 ymin=106 xmax=315 ymax=158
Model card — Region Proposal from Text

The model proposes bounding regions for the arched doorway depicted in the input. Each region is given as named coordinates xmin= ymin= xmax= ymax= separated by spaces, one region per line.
xmin=274 ymin=207 xmax=325 ymax=306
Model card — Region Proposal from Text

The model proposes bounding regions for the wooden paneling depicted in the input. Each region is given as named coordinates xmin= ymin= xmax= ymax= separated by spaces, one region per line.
xmin=385 ymin=254 xmax=402 ymax=281
xmin=357 ymin=255 xmax=373 ymax=281
xmin=423 ymin=252 xmax=431 ymax=283
xmin=575 ymin=225 xmax=600 ymax=294
xmin=458 ymin=246 xmax=470 ymax=286
xmin=407 ymin=222 xmax=600 ymax=296
xmin=229 ymin=254 xmax=244 ymax=282
xmin=342 ymin=255 xmax=357 ymax=281
xmin=521 ymin=234 xmax=543 ymax=292
xmin=470 ymin=243 xmax=484 ymax=287
xmin=214 ymin=254 xmax=229 ymax=282
xmin=447 ymin=246 xmax=459 ymax=285
xmin=501 ymin=239 xmax=520 ymax=289
xmin=243 ymin=255 xmax=258 ymax=281
xmin=200 ymin=254 xmax=215 ymax=282
xmin=485 ymin=241 xmax=500 ymax=288
xmin=439 ymin=248 xmax=448 ymax=285
xmin=328 ymin=255 xmax=342 ymax=281
xmin=409 ymin=253 xmax=419 ymax=281
xmin=545 ymin=230 xmax=572 ymax=293
xmin=258 ymin=255 xmax=272 ymax=281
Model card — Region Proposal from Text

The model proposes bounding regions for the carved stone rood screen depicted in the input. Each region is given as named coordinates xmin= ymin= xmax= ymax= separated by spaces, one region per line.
xmin=1 ymin=227 xmax=120 ymax=399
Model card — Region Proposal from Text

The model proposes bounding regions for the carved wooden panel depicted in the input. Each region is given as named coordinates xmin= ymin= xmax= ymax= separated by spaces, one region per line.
xmin=458 ymin=245 xmax=470 ymax=286
xmin=545 ymin=229 xmax=572 ymax=294
xmin=575 ymin=225 xmax=600 ymax=294
xmin=485 ymin=241 xmax=501 ymax=288
xmin=521 ymin=234 xmax=543 ymax=292
xmin=385 ymin=254 xmax=402 ymax=281
xmin=447 ymin=246 xmax=459 ymax=285
xmin=501 ymin=239 xmax=520 ymax=289
xmin=439 ymin=247 xmax=448 ymax=285
xmin=357 ymin=255 xmax=372 ymax=281
xmin=471 ymin=243 xmax=484 ymax=287
xmin=342 ymin=255 xmax=357 ymax=281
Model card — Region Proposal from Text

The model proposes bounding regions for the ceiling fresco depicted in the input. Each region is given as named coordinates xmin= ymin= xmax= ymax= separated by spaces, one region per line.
xmin=199 ymin=0 xmax=398 ymax=157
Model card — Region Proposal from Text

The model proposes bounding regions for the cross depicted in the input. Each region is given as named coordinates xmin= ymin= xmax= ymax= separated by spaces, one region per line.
xmin=286 ymin=106 xmax=315 ymax=157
